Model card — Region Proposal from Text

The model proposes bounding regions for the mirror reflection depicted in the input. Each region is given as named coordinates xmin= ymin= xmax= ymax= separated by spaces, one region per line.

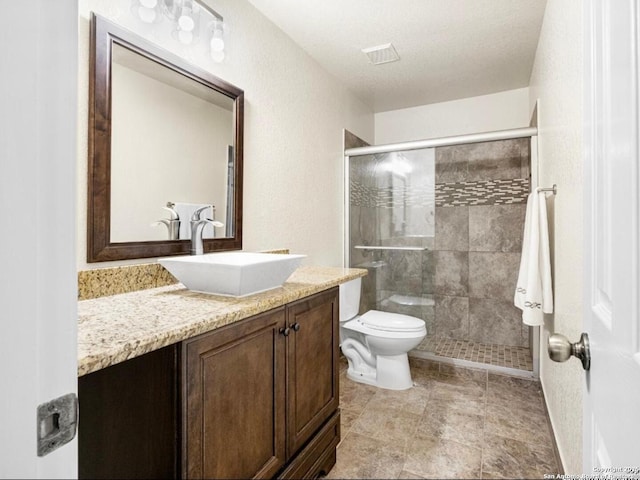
xmin=87 ymin=13 xmax=243 ymax=262
xmin=110 ymin=43 xmax=235 ymax=243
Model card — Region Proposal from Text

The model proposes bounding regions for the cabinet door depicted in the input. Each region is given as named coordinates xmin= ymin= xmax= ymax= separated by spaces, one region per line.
xmin=285 ymin=288 xmax=339 ymax=457
xmin=183 ymin=308 xmax=287 ymax=479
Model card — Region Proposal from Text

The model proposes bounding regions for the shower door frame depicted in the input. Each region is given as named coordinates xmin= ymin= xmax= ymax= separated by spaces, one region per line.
xmin=344 ymin=126 xmax=540 ymax=378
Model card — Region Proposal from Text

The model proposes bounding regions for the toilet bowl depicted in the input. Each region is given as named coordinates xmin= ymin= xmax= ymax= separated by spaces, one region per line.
xmin=339 ymin=278 xmax=427 ymax=390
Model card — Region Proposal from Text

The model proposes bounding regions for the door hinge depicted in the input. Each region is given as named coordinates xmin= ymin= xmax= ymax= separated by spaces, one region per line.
xmin=37 ymin=393 xmax=78 ymax=457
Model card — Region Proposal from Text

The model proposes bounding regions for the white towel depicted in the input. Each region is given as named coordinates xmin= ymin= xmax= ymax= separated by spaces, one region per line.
xmin=514 ymin=190 xmax=553 ymax=326
xmin=173 ymin=203 xmax=215 ymax=240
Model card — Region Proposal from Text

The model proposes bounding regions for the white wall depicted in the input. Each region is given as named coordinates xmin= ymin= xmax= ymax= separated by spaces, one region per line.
xmin=529 ymin=0 xmax=584 ymax=473
xmin=77 ymin=0 xmax=374 ymax=270
xmin=374 ymin=87 xmax=531 ymax=144
xmin=1 ymin=1 xmax=78 ymax=476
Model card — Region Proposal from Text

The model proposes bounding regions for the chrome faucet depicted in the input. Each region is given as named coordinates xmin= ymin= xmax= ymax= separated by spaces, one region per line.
xmin=190 ymin=206 xmax=224 ymax=255
xmin=154 ymin=219 xmax=180 ymax=240
xmin=152 ymin=205 xmax=181 ymax=240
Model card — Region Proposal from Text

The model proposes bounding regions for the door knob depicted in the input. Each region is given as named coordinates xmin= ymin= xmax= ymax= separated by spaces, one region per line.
xmin=548 ymin=332 xmax=591 ymax=371
xmin=291 ymin=322 xmax=301 ymax=332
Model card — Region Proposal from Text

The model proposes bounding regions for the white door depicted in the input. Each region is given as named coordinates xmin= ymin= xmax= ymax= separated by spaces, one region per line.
xmin=0 ymin=1 xmax=78 ymax=477
xmin=583 ymin=0 xmax=640 ymax=470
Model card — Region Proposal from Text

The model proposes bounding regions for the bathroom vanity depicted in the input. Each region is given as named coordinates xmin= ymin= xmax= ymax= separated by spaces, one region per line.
xmin=79 ymin=15 xmax=362 ymax=478
xmin=77 ymin=266 xmax=365 ymax=479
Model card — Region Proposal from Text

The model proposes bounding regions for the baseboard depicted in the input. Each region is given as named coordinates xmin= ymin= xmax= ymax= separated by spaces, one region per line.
xmin=540 ymin=379 xmax=566 ymax=475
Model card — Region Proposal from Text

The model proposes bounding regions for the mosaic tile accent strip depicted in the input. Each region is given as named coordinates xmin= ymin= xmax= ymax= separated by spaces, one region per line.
xmin=78 ymin=263 xmax=178 ymax=301
xmin=350 ymin=181 xmax=435 ymax=208
xmin=414 ymin=335 xmax=533 ymax=371
xmin=436 ymin=178 xmax=530 ymax=207
xmin=351 ymin=178 xmax=528 ymax=209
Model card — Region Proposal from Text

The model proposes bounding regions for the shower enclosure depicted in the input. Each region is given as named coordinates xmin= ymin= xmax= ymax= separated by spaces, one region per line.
xmin=346 ymin=129 xmax=536 ymax=374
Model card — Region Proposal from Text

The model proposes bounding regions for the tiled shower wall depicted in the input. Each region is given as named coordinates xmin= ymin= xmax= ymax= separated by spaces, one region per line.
xmin=349 ymin=138 xmax=530 ymax=350
xmin=433 ymin=139 xmax=530 ymax=347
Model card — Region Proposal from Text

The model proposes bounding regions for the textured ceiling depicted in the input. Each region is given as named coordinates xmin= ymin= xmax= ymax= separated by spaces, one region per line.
xmin=247 ymin=0 xmax=547 ymax=112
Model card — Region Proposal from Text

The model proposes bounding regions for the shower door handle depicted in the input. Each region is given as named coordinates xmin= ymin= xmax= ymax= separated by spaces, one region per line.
xmin=548 ymin=332 xmax=591 ymax=370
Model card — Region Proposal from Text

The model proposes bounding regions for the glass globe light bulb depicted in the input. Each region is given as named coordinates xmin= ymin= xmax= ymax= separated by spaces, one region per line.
xmin=210 ymin=50 xmax=225 ymax=63
xmin=138 ymin=6 xmax=157 ymax=23
xmin=178 ymin=15 xmax=195 ymax=32
xmin=177 ymin=30 xmax=194 ymax=44
xmin=210 ymin=36 xmax=225 ymax=52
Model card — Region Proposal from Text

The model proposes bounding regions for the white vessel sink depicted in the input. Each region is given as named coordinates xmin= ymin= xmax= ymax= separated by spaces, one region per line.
xmin=158 ymin=252 xmax=306 ymax=297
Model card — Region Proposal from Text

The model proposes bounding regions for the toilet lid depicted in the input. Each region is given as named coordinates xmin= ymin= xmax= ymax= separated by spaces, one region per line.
xmin=359 ymin=310 xmax=426 ymax=333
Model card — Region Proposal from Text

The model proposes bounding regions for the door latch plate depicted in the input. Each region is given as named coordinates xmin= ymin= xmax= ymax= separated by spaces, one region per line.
xmin=37 ymin=393 xmax=78 ymax=457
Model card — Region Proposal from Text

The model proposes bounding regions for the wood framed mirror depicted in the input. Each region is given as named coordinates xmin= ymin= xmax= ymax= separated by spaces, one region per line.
xmin=87 ymin=13 xmax=243 ymax=262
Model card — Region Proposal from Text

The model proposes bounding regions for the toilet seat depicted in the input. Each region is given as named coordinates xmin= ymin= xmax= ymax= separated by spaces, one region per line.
xmin=359 ymin=310 xmax=426 ymax=333
xmin=343 ymin=310 xmax=426 ymax=338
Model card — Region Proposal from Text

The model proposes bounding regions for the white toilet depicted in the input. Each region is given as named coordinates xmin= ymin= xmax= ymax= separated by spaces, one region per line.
xmin=339 ymin=277 xmax=427 ymax=390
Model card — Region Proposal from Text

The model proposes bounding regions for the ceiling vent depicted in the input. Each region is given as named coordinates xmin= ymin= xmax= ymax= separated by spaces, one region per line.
xmin=362 ymin=43 xmax=400 ymax=65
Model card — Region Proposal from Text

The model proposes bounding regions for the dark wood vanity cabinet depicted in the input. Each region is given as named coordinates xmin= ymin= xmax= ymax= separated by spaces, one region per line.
xmin=183 ymin=287 xmax=340 ymax=479
xmin=79 ymin=287 xmax=340 ymax=480
xmin=182 ymin=307 xmax=287 ymax=479
xmin=284 ymin=290 xmax=339 ymax=458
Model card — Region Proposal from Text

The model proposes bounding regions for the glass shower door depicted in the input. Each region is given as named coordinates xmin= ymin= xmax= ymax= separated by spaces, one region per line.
xmin=347 ymin=148 xmax=435 ymax=352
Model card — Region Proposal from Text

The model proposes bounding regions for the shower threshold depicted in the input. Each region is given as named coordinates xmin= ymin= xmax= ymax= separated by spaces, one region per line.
xmin=412 ymin=336 xmax=533 ymax=373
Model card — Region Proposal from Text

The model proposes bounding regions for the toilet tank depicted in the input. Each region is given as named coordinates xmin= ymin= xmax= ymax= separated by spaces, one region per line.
xmin=339 ymin=277 xmax=362 ymax=322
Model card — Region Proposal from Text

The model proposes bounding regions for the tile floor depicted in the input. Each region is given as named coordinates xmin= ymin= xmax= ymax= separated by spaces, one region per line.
xmin=415 ymin=337 xmax=533 ymax=371
xmin=327 ymin=358 xmax=559 ymax=479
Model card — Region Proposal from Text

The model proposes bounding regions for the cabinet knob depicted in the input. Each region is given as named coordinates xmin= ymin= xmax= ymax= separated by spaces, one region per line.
xmin=280 ymin=327 xmax=290 ymax=337
xmin=291 ymin=323 xmax=301 ymax=332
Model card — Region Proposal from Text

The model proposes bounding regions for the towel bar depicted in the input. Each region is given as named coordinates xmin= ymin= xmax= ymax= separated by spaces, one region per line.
xmin=538 ymin=184 xmax=557 ymax=195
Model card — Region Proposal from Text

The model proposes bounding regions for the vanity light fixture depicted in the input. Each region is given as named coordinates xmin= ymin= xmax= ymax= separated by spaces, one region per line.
xmin=131 ymin=0 xmax=163 ymax=24
xmin=171 ymin=0 xmax=200 ymax=45
xmin=208 ymin=17 xmax=225 ymax=62
xmin=130 ymin=0 xmax=226 ymax=62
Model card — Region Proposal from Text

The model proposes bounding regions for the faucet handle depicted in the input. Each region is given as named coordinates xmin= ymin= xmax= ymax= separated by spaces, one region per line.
xmin=191 ymin=205 xmax=212 ymax=221
xmin=162 ymin=206 xmax=179 ymax=220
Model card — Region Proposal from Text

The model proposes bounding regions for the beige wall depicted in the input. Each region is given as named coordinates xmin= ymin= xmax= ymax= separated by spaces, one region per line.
xmin=374 ymin=88 xmax=531 ymax=144
xmin=529 ymin=0 xmax=584 ymax=473
xmin=110 ymin=62 xmax=232 ymax=242
xmin=77 ymin=0 xmax=374 ymax=270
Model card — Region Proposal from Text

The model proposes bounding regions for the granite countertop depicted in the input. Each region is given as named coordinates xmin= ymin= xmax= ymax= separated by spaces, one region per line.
xmin=78 ymin=266 xmax=366 ymax=377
